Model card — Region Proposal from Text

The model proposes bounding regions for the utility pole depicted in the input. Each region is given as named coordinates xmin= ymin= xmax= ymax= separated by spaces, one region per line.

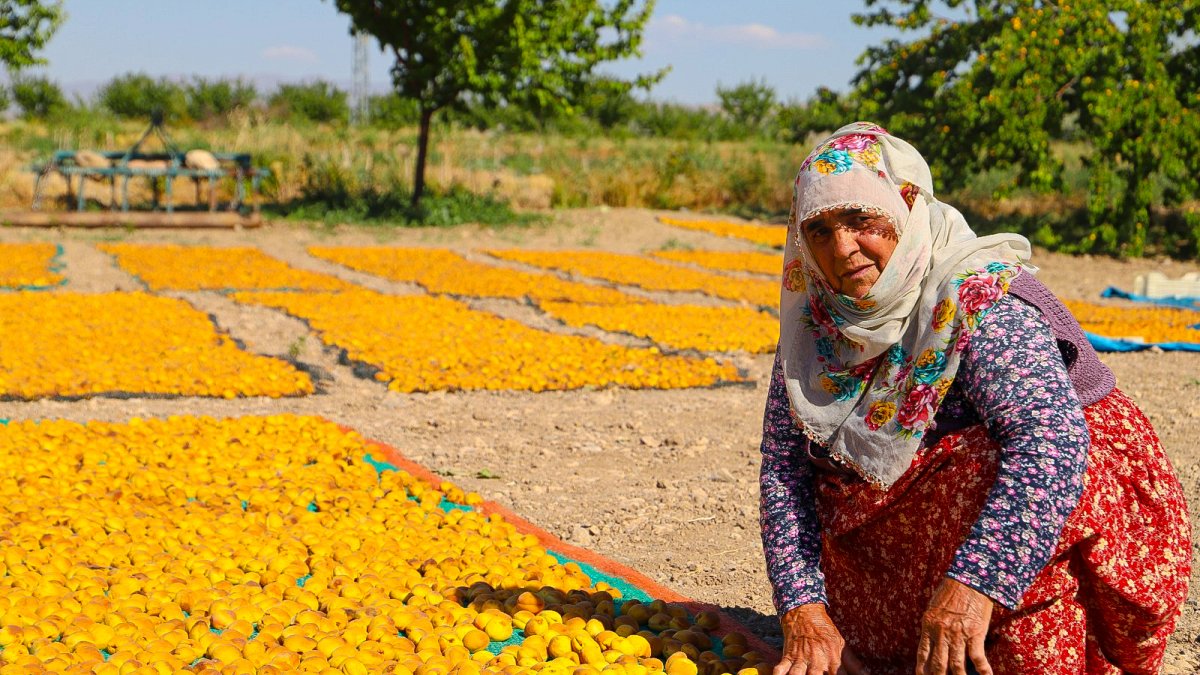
xmin=351 ymin=31 xmax=369 ymax=125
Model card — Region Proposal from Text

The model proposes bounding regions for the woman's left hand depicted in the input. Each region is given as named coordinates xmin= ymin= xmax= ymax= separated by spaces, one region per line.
xmin=914 ymin=578 xmax=993 ymax=675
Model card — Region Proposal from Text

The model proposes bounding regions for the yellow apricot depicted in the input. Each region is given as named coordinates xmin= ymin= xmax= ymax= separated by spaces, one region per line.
xmin=461 ymin=629 xmax=490 ymax=653
xmin=547 ymin=634 xmax=574 ymax=659
xmin=484 ymin=619 xmax=513 ymax=642
xmin=665 ymin=654 xmax=699 ymax=675
xmin=618 ymin=635 xmax=652 ymax=658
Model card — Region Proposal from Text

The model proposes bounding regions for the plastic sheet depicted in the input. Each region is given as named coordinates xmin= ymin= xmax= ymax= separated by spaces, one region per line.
xmin=1085 ymin=331 xmax=1200 ymax=353
xmin=1100 ymin=286 xmax=1200 ymax=310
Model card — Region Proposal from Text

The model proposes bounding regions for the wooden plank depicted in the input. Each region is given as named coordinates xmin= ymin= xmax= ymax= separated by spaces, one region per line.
xmin=0 ymin=211 xmax=263 ymax=229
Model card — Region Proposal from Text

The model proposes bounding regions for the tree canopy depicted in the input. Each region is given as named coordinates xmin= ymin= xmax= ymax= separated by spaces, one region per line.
xmin=716 ymin=78 xmax=777 ymax=135
xmin=329 ymin=0 xmax=663 ymax=209
xmin=852 ymin=1 xmax=1200 ymax=256
xmin=0 ymin=0 xmax=63 ymax=71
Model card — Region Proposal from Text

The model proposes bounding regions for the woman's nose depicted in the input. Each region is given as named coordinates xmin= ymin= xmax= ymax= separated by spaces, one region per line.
xmin=830 ymin=228 xmax=859 ymax=257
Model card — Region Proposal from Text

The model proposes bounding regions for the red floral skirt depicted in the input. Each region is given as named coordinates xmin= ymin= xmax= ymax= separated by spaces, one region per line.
xmin=814 ymin=389 xmax=1192 ymax=674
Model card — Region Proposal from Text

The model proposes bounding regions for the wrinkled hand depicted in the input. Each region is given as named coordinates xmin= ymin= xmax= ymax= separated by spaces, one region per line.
xmin=915 ymin=578 xmax=993 ymax=675
xmin=775 ymin=604 xmax=867 ymax=675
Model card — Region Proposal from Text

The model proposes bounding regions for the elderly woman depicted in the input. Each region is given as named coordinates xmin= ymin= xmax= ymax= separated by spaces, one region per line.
xmin=759 ymin=123 xmax=1191 ymax=675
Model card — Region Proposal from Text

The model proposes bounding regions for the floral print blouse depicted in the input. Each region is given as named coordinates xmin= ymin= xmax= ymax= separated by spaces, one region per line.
xmin=760 ymin=294 xmax=1091 ymax=612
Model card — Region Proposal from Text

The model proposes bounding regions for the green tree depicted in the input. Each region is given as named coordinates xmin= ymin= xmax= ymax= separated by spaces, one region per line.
xmin=0 ymin=0 xmax=63 ymax=71
xmin=327 ymin=0 xmax=663 ymax=208
xmin=852 ymin=1 xmax=1200 ymax=256
xmin=10 ymin=73 xmax=66 ymax=118
xmin=185 ymin=77 xmax=257 ymax=121
xmin=776 ymin=87 xmax=857 ymax=144
xmin=576 ymin=75 xmax=638 ymax=129
xmin=716 ymin=78 xmax=777 ymax=136
xmin=97 ymin=72 xmax=187 ymax=120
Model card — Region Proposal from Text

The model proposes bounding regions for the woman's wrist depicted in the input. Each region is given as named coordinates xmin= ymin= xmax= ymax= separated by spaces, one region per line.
xmin=781 ymin=602 xmax=831 ymax=624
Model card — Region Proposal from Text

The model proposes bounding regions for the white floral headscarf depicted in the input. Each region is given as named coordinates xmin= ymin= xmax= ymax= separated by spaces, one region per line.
xmin=779 ymin=122 xmax=1034 ymax=488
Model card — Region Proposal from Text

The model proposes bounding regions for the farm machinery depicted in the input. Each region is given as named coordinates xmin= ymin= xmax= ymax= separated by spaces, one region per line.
xmin=17 ymin=113 xmax=268 ymax=228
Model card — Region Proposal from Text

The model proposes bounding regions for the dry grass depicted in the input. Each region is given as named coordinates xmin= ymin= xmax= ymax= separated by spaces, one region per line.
xmin=0 ymin=119 xmax=806 ymax=216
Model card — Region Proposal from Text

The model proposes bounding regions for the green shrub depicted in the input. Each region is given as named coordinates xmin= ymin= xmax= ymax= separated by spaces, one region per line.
xmin=97 ymin=73 xmax=187 ymax=121
xmin=726 ymin=156 xmax=771 ymax=205
xmin=576 ymin=78 xmax=639 ymax=129
xmin=11 ymin=76 xmax=68 ymax=119
xmin=185 ymin=77 xmax=257 ymax=121
xmin=774 ymin=87 xmax=857 ymax=144
xmin=629 ymin=102 xmax=727 ymax=140
xmin=366 ymin=93 xmax=419 ymax=128
xmin=270 ymin=154 xmax=533 ymax=227
xmin=716 ymin=78 xmax=777 ymax=138
xmin=268 ymin=81 xmax=349 ymax=124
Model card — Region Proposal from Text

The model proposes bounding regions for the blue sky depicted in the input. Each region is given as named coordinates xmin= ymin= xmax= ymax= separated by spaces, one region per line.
xmin=34 ymin=1 xmax=897 ymax=105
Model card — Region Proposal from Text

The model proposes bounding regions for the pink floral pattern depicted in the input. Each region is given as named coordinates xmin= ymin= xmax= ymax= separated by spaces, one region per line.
xmin=956 ymin=272 xmax=1007 ymax=315
xmin=829 ymin=133 xmax=875 ymax=152
xmin=894 ymin=383 xmax=939 ymax=433
xmin=799 ymin=127 xmax=889 ymax=175
xmin=805 ymin=294 xmax=838 ymax=334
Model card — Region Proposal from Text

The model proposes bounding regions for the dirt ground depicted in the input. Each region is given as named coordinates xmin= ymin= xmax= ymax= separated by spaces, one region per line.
xmin=2 ymin=208 xmax=1199 ymax=672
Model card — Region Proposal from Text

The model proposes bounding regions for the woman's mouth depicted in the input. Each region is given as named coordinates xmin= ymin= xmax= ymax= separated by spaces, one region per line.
xmin=842 ymin=264 xmax=875 ymax=279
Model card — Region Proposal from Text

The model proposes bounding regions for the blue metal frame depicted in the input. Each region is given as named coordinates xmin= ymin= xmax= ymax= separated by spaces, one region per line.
xmin=29 ymin=149 xmax=270 ymax=213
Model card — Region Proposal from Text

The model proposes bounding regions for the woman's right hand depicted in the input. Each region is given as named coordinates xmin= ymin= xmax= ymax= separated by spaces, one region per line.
xmin=774 ymin=604 xmax=867 ymax=675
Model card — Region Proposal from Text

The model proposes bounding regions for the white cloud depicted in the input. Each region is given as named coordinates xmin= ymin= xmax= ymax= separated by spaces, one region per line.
xmin=262 ymin=45 xmax=318 ymax=63
xmin=650 ymin=14 xmax=829 ymax=50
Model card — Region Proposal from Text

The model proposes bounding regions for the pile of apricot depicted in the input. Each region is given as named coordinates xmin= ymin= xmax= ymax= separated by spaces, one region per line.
xmin=0 ymin=242 xmax=63 ymax=289
xmin=309 ymin=247 xmax=638 ymax=305
xmin=484 ymin=251 xmax=777 ymax=308
xmin=0 ymin=415 xmax=762 ymax=675
xmin=100 ymin=244 xmax=349 ymax=291
xmin=0 ymin=292 xmax=312 ymax=400
xmin=649 ymin=251 xmax=779 ymax=277
xmin=655 ymin=218 xmax=786 ymax=249
xmin=232 ymin=290 xmax=745 ymax=392
xmin=1064 ymin=299 xmax=1200 ymax=345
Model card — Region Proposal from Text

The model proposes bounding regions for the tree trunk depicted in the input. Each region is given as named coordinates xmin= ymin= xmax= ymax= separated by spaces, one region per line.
xmin=412 ymin=108 xmax=434 ymax=209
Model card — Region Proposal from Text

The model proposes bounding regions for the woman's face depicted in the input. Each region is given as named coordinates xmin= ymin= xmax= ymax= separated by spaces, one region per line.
xmin=800 ymin=207 xmax=899 ymax=299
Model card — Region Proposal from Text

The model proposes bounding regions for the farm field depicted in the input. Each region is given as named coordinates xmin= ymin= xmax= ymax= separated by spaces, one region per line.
xmin=1 ymin=207 xmax=1199 ymax=673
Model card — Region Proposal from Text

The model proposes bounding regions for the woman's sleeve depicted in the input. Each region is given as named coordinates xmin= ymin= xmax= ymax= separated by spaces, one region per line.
xmin=946 ymin=293 xmax=1090 ymax=610
xmin=760 ymin=353 xmax=827 ymax=613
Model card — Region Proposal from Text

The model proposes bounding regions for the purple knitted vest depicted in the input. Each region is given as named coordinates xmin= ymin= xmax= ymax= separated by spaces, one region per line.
xmin=1006 ymin=272 xmax=1116 ymax=407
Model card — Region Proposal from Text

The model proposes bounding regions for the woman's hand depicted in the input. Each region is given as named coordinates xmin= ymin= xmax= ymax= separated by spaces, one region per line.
xmin=915 ymin=578 xmax=993 ymax=675
xmin=775 ymin=603 xmax=867 ymax=675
